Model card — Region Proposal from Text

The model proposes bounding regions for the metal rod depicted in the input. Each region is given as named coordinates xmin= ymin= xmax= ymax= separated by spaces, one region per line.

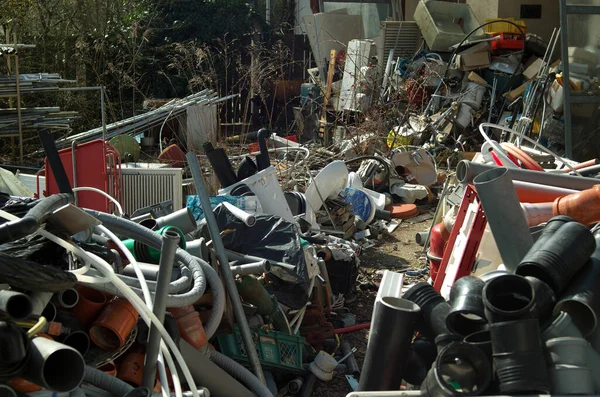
xmin=13 ymin=33 xmax=23 ymax=163
xmin=186 ymin=151 xmax=266 ymax=384
xmin=142 ymin=230 xmax=180 ymax=389
xmin=560 ymin=0 xmax=573 ymax=158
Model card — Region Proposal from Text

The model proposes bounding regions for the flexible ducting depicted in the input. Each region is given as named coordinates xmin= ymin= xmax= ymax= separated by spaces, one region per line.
xmin=209 ymin=349 xmax=275 ymax=397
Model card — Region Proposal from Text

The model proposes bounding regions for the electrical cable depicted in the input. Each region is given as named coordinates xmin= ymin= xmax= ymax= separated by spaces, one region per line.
xmin=72 ymin=187 xmax=124 ymax=216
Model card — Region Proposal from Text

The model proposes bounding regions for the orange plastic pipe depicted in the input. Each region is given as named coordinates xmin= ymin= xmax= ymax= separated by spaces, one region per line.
xmin=560 ymin=159 xmax=599 ymax=172
xmin=168 ymin=305 xmax=207 ymax=350
xmin=90 ymin=297 xmax=138 ymax=350
xmin=7 ymin=378 xmax=42 ymax=393
xmin=553 ymin=185 xmax=600 ymax=225
xmin=501 ymin=143 xmax=544 ymax=171
xmin=514 ymin=180 xmax=578 ymax=203
xmin=71 ymin=285 xmax=107 ymax=327
xmin=99 ymin=361 xmax=118 ymax=377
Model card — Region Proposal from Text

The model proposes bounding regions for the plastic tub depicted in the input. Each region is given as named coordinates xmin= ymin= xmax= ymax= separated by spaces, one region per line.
xmin=414 ymin=1 xmax=485 ymax=51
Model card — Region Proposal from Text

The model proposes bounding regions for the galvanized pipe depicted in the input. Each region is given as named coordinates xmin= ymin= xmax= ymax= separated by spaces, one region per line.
xmin=142 ymin=230 xmax=180 ymax=390
xmin=473 ymin=167 xmax=533 ymax=271
xmin=187 ymin=151 xmax=266 ymax=384
xmin=458 ymin=160 xmax=597 ymax=191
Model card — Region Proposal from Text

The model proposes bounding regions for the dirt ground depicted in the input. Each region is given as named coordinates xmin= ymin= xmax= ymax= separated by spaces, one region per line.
xmin=313 ymin=219 xmax=432 ymax=397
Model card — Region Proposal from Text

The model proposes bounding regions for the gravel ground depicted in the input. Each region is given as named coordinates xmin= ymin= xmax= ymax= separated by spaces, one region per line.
xmin=312 ymin=220 xmax=432 ymax=397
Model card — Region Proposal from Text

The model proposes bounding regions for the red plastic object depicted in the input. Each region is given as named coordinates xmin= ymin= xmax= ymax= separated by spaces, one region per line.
xmin=37 ymin=139 xmax=123 ymax=213
xmin=428 ymin=223 xmax=447 ymax=282
xmin=491 ymin=33 xmax=524 ymax=51
xmin=333 ymin=323 xmax=371 ymax=334
xmin=553 ymin=184 xmax=600 ymax=225
xmin=386 ymin=203 xmax=419 ymax=219
xmin=71 ymin=285 xmax=107 ymax=327
xmin=168 ymin=305 xmax=207 ymax=349
xmin=90 ymin=297 xmax=138 ymax=350
xmin=249 ymin=135 xmax=298 ymax=154
xmin=158 ymin=144 xmax=186 ymax=168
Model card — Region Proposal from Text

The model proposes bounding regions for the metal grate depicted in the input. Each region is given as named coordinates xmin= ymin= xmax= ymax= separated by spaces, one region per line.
xmin=378 ymin=21 xmax=422 ymax=71
xmin=120 ymin=168 xmax=183 ymax=215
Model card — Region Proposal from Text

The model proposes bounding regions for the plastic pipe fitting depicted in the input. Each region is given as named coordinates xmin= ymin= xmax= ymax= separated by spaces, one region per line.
xmin=52 ymin=288 xmax=79 ymax=309
xmin=71 ymin=285 xmax=107 ymax=327
xmin=123 ymin=226 xmax=186 ymax=263
xmin=358 ymin=298 xmax=420 ymax=391
xmin=517 ymin=220 xmax=596 ymax=295
xmin=59 ymin=330 xmax=90 ymax=356
xmin=154 ymin=207 xmax=197 ymax=234
xmin=421 ymin=342 xmax=492 ymax=397
xmin=186 ymin=238 xmax=209 ymax=261
xmin=482 ymin=274 xmax=535 ymax=323
xmin=554 ymin=258 xmax=600 ymax=337
xmin=168 ymin=305 xmax=207 ymax=351
xmin=446 ymin=276 xmax=487 ymax=336
xmin=546 ymin=337 xmax=594 ymax=395
xmin=90 ymin=297 xmax=139 ymax=351
xmin=490 ymin=318 xmax=550 ymax=393
xmin=525 ymin=276 xmax=555 ymax=326
xmin=403 ymin=337 xmax=437 ymax=386
xmin=553 ymin=185 xmax=600 ymax=225
xmin=403 ymin=282 xmax=450 ymax=338
xmin=23 ymin=337 xmax=85 ymax=392
xmin=0 ymin=290 xmax=33 ymax=320
xmin=434 ymin=334 xmax=462 ymax=354
xmin=542 ymin=311 xmax=584 ymax=340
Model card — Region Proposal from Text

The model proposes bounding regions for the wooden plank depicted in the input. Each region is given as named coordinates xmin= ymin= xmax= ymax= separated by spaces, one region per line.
xmin=319 ymin=49 xmax=336 ymax=143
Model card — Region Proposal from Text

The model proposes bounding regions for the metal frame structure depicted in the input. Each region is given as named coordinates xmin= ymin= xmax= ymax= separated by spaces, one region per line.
xmin=559 ymin=0 xmax=600 ymax=159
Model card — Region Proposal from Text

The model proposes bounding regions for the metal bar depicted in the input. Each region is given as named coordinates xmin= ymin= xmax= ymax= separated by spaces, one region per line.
xmin=186 ymin=151 xmax=266 ymax=384
xmin=142 ymin=231 xmax=180 ymax=390
xmin=566 ymin=5 xmax=600 ymax=14
xmin=0 ymin=43 xmax=36 ymax=48
xmin=13 ymin=34 xmax=23 ymax=163
xmin=560 ymin=0 xmax=573 ymax=159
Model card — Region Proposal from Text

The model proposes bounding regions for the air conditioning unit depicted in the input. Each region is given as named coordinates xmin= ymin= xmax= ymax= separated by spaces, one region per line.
xmin=120 ymin=167 xmax=184 ymax=215
xmin=378 ymin=21 xmax=422 ymax=70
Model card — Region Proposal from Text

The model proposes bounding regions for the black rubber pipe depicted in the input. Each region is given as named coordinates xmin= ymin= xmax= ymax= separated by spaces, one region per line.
xmin=490 ymin=319 xmax=551 ymax=393
xmin=434 ymin=334 xmax=462 ymax=354
xmin=38 ymin=130 xmax=73 ymax=195
xmin=421 ymin=342 xmax=492 ymax=397
xmin=404 ymin=337 xmax=437 ymax=386
xmin=482 ymin=274 xmax=535 ymax=323
xmin=358 ymin=297 xmax=421 ymax=391
xmin=256 ymin=128 xmax=271 ymax=171
xmin=403 ymin=282 xmax=450 ymax=338
xmin=463 ymin=330 xmax=492 ymax=359
xmin=446 ymin=276 xmax=487 ymax=336
xmin=516 ymin=220 xmax=596 ymax=295
xmin=525 ymin=276 xmax=556 ymax=327
xmin=298 ymin=373 xmax=317 ymax=397
xmin=202 ymin=142 xmax=238 ymax=188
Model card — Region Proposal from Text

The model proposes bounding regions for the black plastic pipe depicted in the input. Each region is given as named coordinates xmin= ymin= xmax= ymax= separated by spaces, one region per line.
xmin=434 ymin=334 xmax=462 ymax=354
xmin=256 ymin=128 xmax=272 ymax=171
xmin=404 ymin=337 xmax=437 ymax=386
xmin=517 ymin=220 xmax=596 ymax=295
xmin=403 ymin=282 xmax=450 ymax=338
xmin=0 ymin=321 xmax=30 ymax=383
xmin=38 ymin=130 xmax=73 ymax=194
xmin=202 ymin=142 xmax=238 ymax=188
xmin=525 ymin=276 xmax=555 ymax=326
xmin=482 ymin=274 xmax=535 ymax=323
xmin=59 ymin=331 xmax=90 ymax=357
xmin=446 ymin=276 xmax=487 ymax=336
xmin=298 ymin=373 xmax=317 ymax=397
xmin=463 ymin=329 xmax=492 ymax=359
xmin=341 ymin=339 xmax=360 ymax=379
xmin=358 ymin=297 xmax=421 ymax=391
xmin=421 ymin=342 xmax=492 ymax=397
xmin=490 ymin=319 xmax=550 ymax=393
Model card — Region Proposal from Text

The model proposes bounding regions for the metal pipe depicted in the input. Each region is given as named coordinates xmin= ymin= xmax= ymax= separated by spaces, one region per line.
xmin=23 ymin=337 xmax=85 ymax=392
xmin=457 ymin=160 xmax=597 ymax=191
xmin=231 ymin=260 xmax=271 ymax=277
xmin=0 ymin=290 xmax=33 ymax=320
xmin=221 ymin=202 xmax=256 ymax=227
xmin=186 ymin=151 xmax=266 ymax=384
xmin=473 ymin=167 xmax=533 ymax=271
xmin=52 ymin=288 xmax=79 ymax=309
xmin=142 ymin=230 xmax=180 ymax=390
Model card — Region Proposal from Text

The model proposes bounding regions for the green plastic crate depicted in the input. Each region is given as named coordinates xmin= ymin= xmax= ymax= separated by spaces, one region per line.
xmin=217 ymin=326 xmax=305 ymax=373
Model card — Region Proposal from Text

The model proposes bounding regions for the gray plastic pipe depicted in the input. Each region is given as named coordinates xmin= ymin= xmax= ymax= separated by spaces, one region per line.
xmin=457 ymin=160 xmax=598 ymax=191
xmin=23 ymin=337 xmax=85 ymax=392
xmin=29 ymin=291 xmax=53 ymax=316
xmin=221 ymin=202 xmax=256 ymax=227
xmin=180 ymin=340 xmax=255 ymax=397
xmin=224 ymin=249 xmax=296 ymax=270
xmin=142 ymin=230 xmax=180 ymax=390
xmin=545 ymin=337 xmax=594 ymax=394
xmin=209 ymin=349 xmax=275 ymax=397
xmin=81 ymin=210 xmax=225 ymax=338
xmin=52 ymin=288 xmax=79 ymax=309
xmin=231 ymin=260 xmax=271 ymax=276
xmin=0 ymin=290 xmax=33 ymax=320
xmin=186 ymin=238 xmax=209 ymax=261
xmin=155 ymin=207 xmax=197 ymax=234
xmin=473 ymin=167 xmax=533 ymax=271
xmin=121 ymin=263 xmax=182 ymax=283
xmin=187 ymin=151 xmax=266 ymax=384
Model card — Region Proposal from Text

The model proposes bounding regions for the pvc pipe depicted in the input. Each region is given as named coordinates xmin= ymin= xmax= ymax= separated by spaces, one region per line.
xmin=562 ymin=158 xmax=600 ymax=173
xmin=298 ymin=373 xmax=317 ymax=397
xmin=224 ymin=249 xmax=296 ymax=270
xmin=415 ymin=232 xmax=428 ymax=246
xmin=230 ymin=260 xmax=271 ymax=276
xmin=155 ymin=207 xmax=197 ymax=235
xmin=446 ymin=276 xmax=486 ymax=336
xmin=545 ymin=337 xmax=594 ymax=394
xmin=186 ymin=238 xmax=208 ymax=261
xmin=473 ymin=167 xmax=533 ymax=271
xmin=334 ymin=323 xmax=371 ymax=334
xmin=553 ymin=185 xmax=600 ymax=225
xmin=60 ymin=330 xmax=90 ymax=356
xmin=514 ymin=180 xmax=578 ymax=203
xmin=29 ymin=292 xmax=53 ymax=317
xmin=52 ymin=288 xmax=79 ymax=309
xmin=221 ymin=202 xmax=256 ymax=227
xmin=341 ymin=339 xmax=360 ymax=378
xmin=0 ymin=290 xmax=33 ymax=320
xmin=23 ymin=337 xmax=85 ymax=392
xmin=572 ymin=163 xmax=600 ymax=176
xmin=403 ymin=282 xmax=450 ymax=338
xmin=186 ymin=151 xmax=266 ymax=384
xmin=525 ymin=276 xmax=556 ymax=326
xmin=143 ymin=230 xmax=180 ymax=390
xmin=483 ymin=274 xmax=535 ymax=323
xmin=42 ymin=303 xmax=57 ymax=322
xmin=457 ymin=160 xmax=598 ymax=191
xmin=521 ymin=202 xmax=554 ymax=227
xmin=359 ymin=297 xmax=420 ymax=391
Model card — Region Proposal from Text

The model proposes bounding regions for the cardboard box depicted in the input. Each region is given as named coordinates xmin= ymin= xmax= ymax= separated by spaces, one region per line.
xmin=456 ymin=52 xmax=491 ymax=71
xmin=468 ymin=71 xmax=488 ymax=86
xmin=523 ymin=58 xmax=543 ymax=81
xmin=504 ymin=82 xmax=528 ymax=102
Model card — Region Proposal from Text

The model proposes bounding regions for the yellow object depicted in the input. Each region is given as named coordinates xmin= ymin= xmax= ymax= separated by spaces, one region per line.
xmin=26 ymin=316 xmax=47 ymax=338
xmin=387 ymin=127 xmax=415 ymax=148
xmin=484 ymin=18 xmax=527 ymax=35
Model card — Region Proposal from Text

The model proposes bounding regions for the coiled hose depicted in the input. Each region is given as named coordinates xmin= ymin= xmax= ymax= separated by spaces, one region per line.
xmin=0 ymin=193 xmax=73 ymax=244
xmin=81 ymin=210 xmax=224 ymax=338
xmin=209 ymin=350 xmax=275 ymax=397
